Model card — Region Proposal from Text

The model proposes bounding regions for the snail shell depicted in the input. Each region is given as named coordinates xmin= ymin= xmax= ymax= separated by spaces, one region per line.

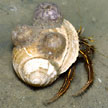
xmin=12 ymin=2 xmax=79 ymax=87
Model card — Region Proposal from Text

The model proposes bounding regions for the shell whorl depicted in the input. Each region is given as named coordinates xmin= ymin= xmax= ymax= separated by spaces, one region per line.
xmin=12 ymin=47 xmax=58 ymax=86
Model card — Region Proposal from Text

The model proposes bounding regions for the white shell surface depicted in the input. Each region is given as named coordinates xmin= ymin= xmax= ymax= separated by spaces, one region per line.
xmin=23 ymin=58 xmax=57 ymax=86
xmin=58 ymin=19 xmax=79 ymax=74
xmin=12 ymin=49 xmax=58 ymax=86
xmin=12 ymin=19 xmax=79 ymax=86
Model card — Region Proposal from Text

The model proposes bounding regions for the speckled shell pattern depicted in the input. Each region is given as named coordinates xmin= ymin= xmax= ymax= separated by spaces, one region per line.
xmin=12 ymin=19 xmax=79 ymax=87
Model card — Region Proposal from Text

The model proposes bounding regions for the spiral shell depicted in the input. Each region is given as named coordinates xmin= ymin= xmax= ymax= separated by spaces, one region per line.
xmin=12 ymin=3 xmax=79 ymax=87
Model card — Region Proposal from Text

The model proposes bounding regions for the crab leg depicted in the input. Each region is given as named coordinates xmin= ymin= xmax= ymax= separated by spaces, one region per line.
xmin=45 ymin=65 xmax=75 ymax=104
xmin=72 ymin=50 xmax=94 ymax=96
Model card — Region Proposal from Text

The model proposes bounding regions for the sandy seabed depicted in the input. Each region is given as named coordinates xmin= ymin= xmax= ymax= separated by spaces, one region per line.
xmin=0 ymin=0 xmax=108 ymax=108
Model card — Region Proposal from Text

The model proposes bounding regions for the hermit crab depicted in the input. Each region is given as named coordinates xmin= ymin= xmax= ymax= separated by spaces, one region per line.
xmin=12 ymin=2 xmax=94 ymax=103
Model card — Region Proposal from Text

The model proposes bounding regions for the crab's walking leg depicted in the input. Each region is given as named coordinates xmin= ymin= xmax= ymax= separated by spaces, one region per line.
xmin=45 ymin=65 xmax=76 ymax=104
xmin=77 ymin=26 xmax=83 ymax=36
xmin=73 ymin=50 xmax=94 ymax=96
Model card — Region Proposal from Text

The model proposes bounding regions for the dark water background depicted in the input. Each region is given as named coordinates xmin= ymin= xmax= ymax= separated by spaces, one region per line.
xmin=0 ymin=0 xmax=108 ymax=108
